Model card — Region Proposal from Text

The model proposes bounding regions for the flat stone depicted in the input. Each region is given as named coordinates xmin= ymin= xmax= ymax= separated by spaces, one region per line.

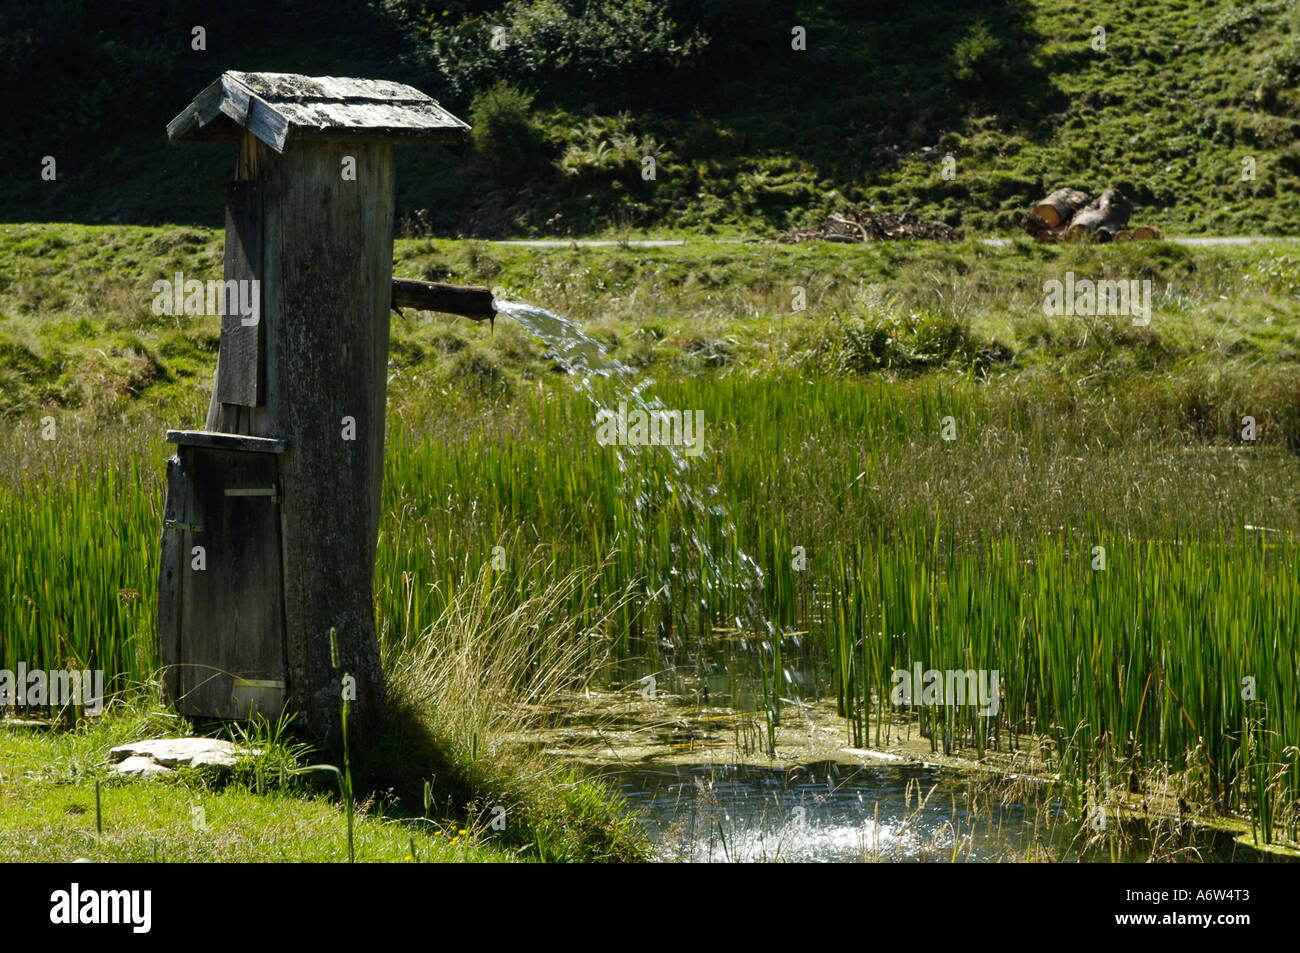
xmin=113 ymin=755 xmax=174 ymax=778
xmin=109 ymin=737 xmax=256 ymax=770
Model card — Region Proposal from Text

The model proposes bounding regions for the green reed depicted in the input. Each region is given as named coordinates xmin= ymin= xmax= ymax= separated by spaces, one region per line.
xmin=4 ymin=369 xmax=1299 ymax=840
xmin=822 ymin=524 xmax=1300 ymax=840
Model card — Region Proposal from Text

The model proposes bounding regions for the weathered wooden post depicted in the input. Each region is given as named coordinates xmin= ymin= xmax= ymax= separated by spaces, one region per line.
xmin=158 ymin=72 xmax=473 ymax=745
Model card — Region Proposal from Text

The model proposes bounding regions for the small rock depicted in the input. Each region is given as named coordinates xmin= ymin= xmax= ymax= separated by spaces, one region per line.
xmin=113 ymin=755 xmax=174 ymax=779
xmin=109 ymin=737 xmax=258 ymax=772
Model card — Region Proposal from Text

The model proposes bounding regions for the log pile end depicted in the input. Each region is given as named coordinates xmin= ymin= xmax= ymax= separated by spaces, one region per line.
xmin=1021 ymin=187 xmax=1162 ymax=243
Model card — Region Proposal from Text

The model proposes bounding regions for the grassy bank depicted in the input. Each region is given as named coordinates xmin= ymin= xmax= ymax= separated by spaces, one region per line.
xmin=5 ymin=223 xmax=1300 ymax=418
xmin=0 ymin=702 xmax=513 ymax=863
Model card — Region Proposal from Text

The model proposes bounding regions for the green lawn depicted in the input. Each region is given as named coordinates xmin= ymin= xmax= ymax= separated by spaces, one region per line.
xmin=0 ymin=705 xmax=514 ymax=863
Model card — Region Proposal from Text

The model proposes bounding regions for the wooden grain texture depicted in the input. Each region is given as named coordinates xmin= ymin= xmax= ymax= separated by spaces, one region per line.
xmin=166 ymin=429 xmax=287 ymax=453
xmin=206 ymin=135 xmax=271 ymax=435
xmin=214 ymin=180 xmax=264 ymax=407
xmin=1031 ymin=188 xmax=1091 ymax=229
xmin=391 ymin=277 xmax=495 ymax=320
xmin=176 ymin=446 xmax=287 ymax=719
xmin=157 ymin=452 xmax=189 ymax=707
xmin=164 ymin=77 xmax=224 ymax=142
xmin=163 ymin=75 xmax=464 ymax=741
xmin=1065 ymin=188 xmax=1134 ymax=242
xmin=238 ymin=141 xmax=395 ymax=741
xmin=167 ymin=72 xmax=469 ymax=153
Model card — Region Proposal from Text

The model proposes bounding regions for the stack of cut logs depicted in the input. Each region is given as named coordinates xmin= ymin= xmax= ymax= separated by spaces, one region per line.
xmin=1020 ymin=188 xmax=1162 ymax=243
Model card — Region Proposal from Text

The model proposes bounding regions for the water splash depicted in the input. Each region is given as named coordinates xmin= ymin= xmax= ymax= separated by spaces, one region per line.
xmin=494 ymin=300 xmax=627 ymax=378
xmin=615 ymin=763 xmax=1048 ymax=863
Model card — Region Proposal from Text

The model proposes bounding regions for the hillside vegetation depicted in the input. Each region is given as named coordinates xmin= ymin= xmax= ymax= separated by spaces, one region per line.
xmin=5 ymin=222 xmax=1300 ymax=420
xmin=3 ymin=0 xmax=1300 ymax=235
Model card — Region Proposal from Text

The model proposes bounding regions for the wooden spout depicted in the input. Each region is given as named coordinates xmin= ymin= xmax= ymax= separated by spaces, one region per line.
xmin=391 ymin=278 xmax=496 ymax=322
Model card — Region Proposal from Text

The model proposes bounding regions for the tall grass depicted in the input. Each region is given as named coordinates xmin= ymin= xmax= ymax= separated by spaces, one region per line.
xmin=4 ymin=367 xmax=1300 ymax=841
xmin=0 ymin=430 xmax=162 ymax=692
xmin=378 ymin=557 xmax=646 ymax=861
xmin=823 ymin=525 xmax=1300 ymax=842
xmin=378 ymin=368 xmax=1300 ymax=664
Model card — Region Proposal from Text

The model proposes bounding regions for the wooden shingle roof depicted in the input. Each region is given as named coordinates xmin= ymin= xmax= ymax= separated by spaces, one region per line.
xmin=167 ymin=71 xmax=470 ymax=153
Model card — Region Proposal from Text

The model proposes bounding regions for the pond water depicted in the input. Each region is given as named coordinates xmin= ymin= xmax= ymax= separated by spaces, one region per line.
xmin=613 ymin=761 xmax=1057 ymax=862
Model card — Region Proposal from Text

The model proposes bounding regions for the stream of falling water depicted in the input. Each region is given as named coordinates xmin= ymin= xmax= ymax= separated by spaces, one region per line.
xmin=494 ymin=300 xmax=786 ymax=717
